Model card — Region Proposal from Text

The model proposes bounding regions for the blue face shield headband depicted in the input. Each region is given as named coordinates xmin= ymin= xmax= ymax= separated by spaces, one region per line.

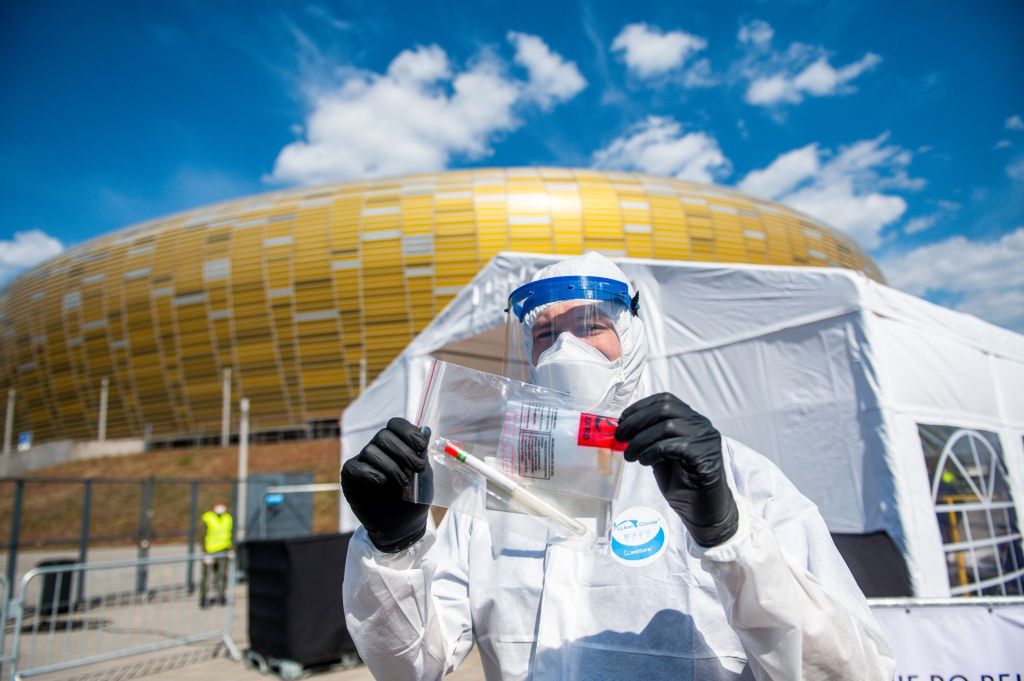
xmin=507 ymin=276 xmax=640 ymax=323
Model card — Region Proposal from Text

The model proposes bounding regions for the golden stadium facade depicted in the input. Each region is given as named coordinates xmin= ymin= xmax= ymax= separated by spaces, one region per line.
xmin=0 ymin=168 xmax=883 ymax=442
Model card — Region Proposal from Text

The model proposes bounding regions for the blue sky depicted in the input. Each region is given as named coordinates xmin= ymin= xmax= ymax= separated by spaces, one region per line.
xmin=2 ymin=0 xmax=1023 ymax=329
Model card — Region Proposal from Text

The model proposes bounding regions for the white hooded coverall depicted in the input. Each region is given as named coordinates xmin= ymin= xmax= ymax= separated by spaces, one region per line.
xmin=342 ymin=254 xmax=896 ymax=680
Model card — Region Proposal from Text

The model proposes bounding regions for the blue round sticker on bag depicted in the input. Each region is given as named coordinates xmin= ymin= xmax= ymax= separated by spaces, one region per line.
xmin=611 ymin=506 xmax=669 ymax=566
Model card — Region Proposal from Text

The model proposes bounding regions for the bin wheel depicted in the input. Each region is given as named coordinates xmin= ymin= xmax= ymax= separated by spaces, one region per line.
xmin=243 ymin=650 xmax=269 ymax=674
xmin=277 ymin=659 xmax=304 ymax=680
xmin=338 ymin=652 xmax=361 ymax=669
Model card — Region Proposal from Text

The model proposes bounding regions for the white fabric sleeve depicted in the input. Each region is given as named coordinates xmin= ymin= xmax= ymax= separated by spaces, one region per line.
xmin=343 ymin=512 xmax=475 ymax=681
xmin=690 ymin=493 xmax=896 ymax=681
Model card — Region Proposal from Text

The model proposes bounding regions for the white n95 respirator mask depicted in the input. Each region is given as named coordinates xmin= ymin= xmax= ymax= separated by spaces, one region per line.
xmin=532 ymin=332 xmax=623 ymax=409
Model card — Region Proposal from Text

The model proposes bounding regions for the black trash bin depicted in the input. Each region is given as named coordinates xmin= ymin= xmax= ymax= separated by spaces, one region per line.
xmin=245 ymin=533 xmax=356 ymax=668
xmin=37 ymin=558 xmax=76 ymax=616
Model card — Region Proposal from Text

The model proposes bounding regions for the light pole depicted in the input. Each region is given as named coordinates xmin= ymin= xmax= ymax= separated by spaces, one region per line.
xmin=221 ymin=368 xmax=232 ymax=447
xmin=237 ymin=398 xmax=250 ymax=542
xmin=3 ymin=388 xmax=14 ymax=456
xmin=97 ymin=378 xmax=109 ymax=442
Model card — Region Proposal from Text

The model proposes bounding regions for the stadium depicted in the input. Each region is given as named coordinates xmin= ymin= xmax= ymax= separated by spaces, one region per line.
xmin=0 ymin=167 xmax=882 ymax=445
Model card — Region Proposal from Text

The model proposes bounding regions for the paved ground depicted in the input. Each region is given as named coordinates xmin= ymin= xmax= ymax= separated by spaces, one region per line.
xmin=136 ymin=646 xmax=487 ymax=681
xmin=2 ymin=548 xmax=486 ymax=681
xmin=31 ymin=647 xmax=487 ymax=681
xmin=3 ymin=588 xmax=486 ymax=681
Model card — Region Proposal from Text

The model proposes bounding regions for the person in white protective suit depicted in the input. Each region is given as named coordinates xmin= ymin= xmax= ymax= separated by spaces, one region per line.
xmin=341 ymin=252 xmax=896 ymax=681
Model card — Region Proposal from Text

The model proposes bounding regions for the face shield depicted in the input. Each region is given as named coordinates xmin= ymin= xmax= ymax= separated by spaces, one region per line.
xmin=505 ymin=275 xmax=640 ymax=408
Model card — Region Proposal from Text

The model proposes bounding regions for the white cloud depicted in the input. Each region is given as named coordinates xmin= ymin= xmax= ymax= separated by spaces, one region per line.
xmin=880 ymin=227 xmax=1024 ymax=331
xmin=744 ymin=75 xmax=793 ymax=106
xmin=736 ymin=118 xmax=750 ymax=140
xmin=738 ymin=19 xmax=774 ymax=48
xmin=0 ymin=230 xmax=64 ymax=284
xmin=508 ymin=32 xmax=587 ymax=110
xmin=270 ymin=36 xmax=585 ymax=184
xmin=785 ymin=183 xmax=904 ymax=249
xmin=745 ymin=52 xmax=881 ymax=106
xmin=592 ymin=116 xmax=731 ymax=183
xmin=387 ymin=44 xmax=451 ymax=84
xmin=1008 ymin=158 xmax=1024 ymax=182
xmin=889 ymin=232 xmax=1024 ymax=301
xmin=302 ymin=4 xmax=351 ymax=32
xmin=1006 ymin=115 xmax=1024 ymax=131
xmin=611 ymin=23 xmax=708 ymax=79
xmin=738 ymin=134 xmax=920 ymax=249
xmin=903 ymin=215 xmax=938 ymax=235
xmin=903 ymin=200 xmax=960 ymax=235
xmin=738 ymin=143 xmax=819 ymax=197
xmin=681 ymin=58 xmax=716 ymax=88
xmin=994 ymin=139 xmax=1012 ymax=150
xmin=955 ymin=287 xmax=1024 ymax=333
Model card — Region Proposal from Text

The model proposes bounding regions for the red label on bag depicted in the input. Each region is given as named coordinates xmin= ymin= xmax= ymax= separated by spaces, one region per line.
xmin=577 ymin=413 xmax=626 ymax=451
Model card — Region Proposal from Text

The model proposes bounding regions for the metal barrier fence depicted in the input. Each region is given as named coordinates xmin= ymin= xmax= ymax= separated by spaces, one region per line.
xmin=0 ymin=574 xmax=9 ymax=674
xmin=1 ymin=474 xmax=330 ymax=595
xmin=869 ymin=594 xmax=1024 ymax=608
xmin=1 ymin=477 xmax=237 ymax=594
xmin=6 ymin=553 xmax=239 ymax=681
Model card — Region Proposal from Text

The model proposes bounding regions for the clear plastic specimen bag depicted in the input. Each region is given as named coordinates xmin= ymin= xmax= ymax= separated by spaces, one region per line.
xmin=412 ymin=360 xmax=628 ymax=548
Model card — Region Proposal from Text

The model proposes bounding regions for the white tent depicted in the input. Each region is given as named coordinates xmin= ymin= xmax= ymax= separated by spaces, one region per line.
xmin=341 ymin=252 xmax=1024 ymax=598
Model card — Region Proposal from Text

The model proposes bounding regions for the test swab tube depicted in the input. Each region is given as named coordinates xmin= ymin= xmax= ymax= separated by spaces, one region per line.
xmin=440 ymin=439 xmax=587 ymax=537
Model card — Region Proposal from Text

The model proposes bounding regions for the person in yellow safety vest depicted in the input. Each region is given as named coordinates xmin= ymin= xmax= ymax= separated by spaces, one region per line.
xmin=200 ymin=502 xmax=233 ymax=608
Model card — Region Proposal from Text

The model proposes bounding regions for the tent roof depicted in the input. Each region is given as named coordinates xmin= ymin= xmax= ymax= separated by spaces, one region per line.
xmin=403 ymin=252 xmax=1024 ymax=364
xmin=344 ymin=252 xmax=1024 ymax=447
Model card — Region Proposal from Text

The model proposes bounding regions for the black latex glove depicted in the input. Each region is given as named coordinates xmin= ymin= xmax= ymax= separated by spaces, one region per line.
xmin=615 ymin=393 xmax=739 ymax=548
xmin=341 ymin=417 xmax=432 ymax=553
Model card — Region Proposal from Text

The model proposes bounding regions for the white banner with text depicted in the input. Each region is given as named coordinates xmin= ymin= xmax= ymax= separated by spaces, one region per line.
xmin=871 ymin=601 xmax=1024 ymax=681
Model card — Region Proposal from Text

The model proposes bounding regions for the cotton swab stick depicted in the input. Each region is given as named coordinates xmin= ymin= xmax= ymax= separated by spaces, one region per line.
xmin=440 ymin=439 xmax=587 ymax=537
